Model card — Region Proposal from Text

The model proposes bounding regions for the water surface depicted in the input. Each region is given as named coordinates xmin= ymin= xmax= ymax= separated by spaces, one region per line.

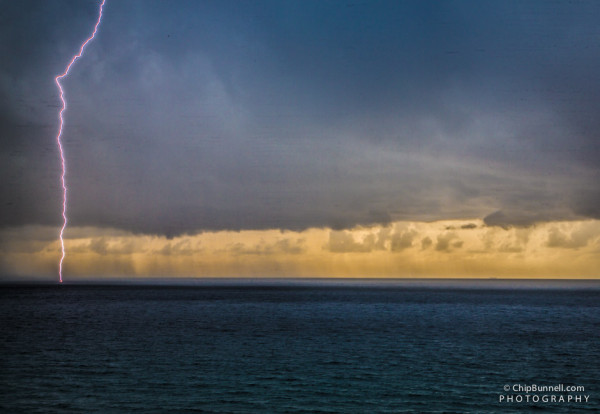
xmin=1 ymin=281 xmax=598 ymax=412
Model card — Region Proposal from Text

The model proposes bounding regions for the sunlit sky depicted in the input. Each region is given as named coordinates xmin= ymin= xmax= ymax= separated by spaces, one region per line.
xmin=1 ymin=1 xmax=599 ymax=280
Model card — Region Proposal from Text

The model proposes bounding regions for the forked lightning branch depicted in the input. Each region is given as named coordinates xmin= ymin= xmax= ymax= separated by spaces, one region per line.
xmin=54 ymin=0 xmax=106 ymax=282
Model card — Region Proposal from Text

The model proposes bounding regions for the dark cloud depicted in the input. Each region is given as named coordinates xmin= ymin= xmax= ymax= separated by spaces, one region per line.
xmin=483 ymin=211 xmax=535 ymax=229
xmin=435 ymin=232 xmax=462 ymax=252
xmin=390 ymin=230 xmax=416 ymax=252
xmin=421 ymin=237 xmax=433 ymax=250
xmin=2 ymin=0 xmax=600 ymax=235
xmin=483 ymin=206 xmax=577 ymax=229
xmin=572 ymin=190 xmax=600 ymax=220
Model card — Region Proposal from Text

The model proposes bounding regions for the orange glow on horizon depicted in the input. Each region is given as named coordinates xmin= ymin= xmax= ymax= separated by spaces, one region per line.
xmin=1 ymin=219 xmax=599 ymax=280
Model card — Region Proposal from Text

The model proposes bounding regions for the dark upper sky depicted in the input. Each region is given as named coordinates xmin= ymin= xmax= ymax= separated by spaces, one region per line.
xmin=1 ymin=0 xmax=599 ymax=236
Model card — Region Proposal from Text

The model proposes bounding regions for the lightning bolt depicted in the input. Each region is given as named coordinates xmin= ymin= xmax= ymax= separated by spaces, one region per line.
xmin=55 ymin=0 xmax=106 ymax=283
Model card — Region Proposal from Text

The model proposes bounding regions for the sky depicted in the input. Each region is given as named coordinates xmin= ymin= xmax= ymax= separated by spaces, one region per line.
xmin=1 ymin=0 xmax=599 ymax=280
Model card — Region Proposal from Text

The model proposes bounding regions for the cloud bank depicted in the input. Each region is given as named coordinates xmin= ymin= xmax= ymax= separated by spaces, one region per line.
xmin=2 ymin=219 xmax=599 ymax=279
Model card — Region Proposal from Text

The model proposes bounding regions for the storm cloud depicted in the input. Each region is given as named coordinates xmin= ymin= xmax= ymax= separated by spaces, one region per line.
xmin=2 ymin=0 xmax=600 ymax=236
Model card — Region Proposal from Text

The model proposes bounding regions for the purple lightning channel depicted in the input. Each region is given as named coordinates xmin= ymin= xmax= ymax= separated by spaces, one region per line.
xmin=55 ymin=0 xmax=106 ymax=283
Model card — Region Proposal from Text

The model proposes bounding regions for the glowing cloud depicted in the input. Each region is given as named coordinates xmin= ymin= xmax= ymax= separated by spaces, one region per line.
xmin=1 ymin=220 xmax=599 ymax=280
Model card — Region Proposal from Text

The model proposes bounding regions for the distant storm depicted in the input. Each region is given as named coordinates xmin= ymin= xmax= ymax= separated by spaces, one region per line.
xmin=1 ymin=1 xmax=599 ymax=279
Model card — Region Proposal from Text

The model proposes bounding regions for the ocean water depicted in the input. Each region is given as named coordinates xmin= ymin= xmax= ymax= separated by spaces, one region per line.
xmin=1 ymin=281 xmax=599 ymax=413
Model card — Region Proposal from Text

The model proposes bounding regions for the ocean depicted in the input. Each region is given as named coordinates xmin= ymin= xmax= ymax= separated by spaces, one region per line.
xmin=1 ymin=280 xmax=599 ymax=413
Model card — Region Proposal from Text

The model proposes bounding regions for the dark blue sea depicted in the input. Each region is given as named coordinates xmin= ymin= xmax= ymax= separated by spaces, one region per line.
xmin=1 ymin=280 xmax=599 ymax=413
